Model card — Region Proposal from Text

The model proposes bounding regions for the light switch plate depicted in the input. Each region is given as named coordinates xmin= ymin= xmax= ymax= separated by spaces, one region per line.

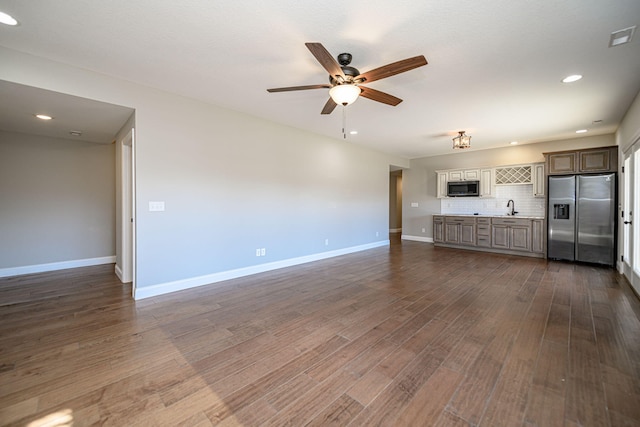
xmin=411 ymin=202 xmax=419 ymax=208
xmin=149 ymin=201 xmax=165 ymax=212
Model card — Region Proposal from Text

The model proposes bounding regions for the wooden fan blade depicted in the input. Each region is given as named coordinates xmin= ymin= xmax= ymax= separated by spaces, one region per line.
xmin=305 ymin=42 xmax=345 ymax=81
xmin=321 ymin=98 xmax=338 ymax=115
xmin=355 ymin=55 xmax=427 ymax=84
xmin=359 ymin=86 xmax=402 ymax=106
xmin=267 ymin=84 xmax=331 ymax=93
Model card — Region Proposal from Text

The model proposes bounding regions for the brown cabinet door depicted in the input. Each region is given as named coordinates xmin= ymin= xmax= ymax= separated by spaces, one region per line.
xmin=460 ymin=224 xmax=476 ymax=245
xmin=547 ymin=152 xmax=577 ymax=174
xmin=445 ymin=223 xmax=460 ymax=244
xmin=532 ymin=219 xmax=544 ymax=253
xmin=578 ymin=148 xmax=613 ymax=172
xmin=492 ymin=225 xmax=510 ymax=249
xmin=433 ymin=220 xmax=444 ymax=243
xmin=510 ymin=226 xmax=531 ymax=251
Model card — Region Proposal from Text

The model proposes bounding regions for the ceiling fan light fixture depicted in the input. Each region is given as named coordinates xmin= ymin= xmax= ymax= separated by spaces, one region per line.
xmin=453 ymin=131 xmax=471 ymax=150
xmin=329 ymin=84 xmax=360 ymax=106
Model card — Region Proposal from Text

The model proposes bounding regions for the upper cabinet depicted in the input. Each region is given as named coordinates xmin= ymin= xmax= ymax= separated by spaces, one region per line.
xmin=480 ymin=169 xmax=494 ymax=198
xmin=545 ymin=146 xmax=618 ymax=175
xmin=436 ymin=168 xmax=491 ymax=198
xmin=532 ymin=163 xmax=545 ymax=198
xmin=448 ymin=169 xmax=480 ymax=181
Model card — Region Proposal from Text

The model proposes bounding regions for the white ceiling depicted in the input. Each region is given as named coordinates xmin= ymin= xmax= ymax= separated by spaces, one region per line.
xmin=0 ymin=0 xmax=639 ymax=158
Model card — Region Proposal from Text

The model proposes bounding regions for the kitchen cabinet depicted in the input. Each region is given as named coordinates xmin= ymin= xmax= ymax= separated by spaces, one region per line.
xmin=546 ymin=152 xmax=577 ymax=175
xmin=544 ymin=146 xmax=618 ymax=175
xmin=445 ymin=216 xmax=475 ymax=246
xmin=578 ymin=147 xmax=617 ymax=172
xmin=480 ymin=169 xmax=494 ymax=198
xmin=532 ymin=219 xmax=544 ymax=254
xmin=436 ymin=172 xmax=448 ymax=198
xmin=436 ymin=168 xmax=492 ymax=198
xmin=476 ymin=217 xmax=491 ymax=247
xmin=532 ymin=163 xmax=545 ymax=198
xmin=433 ymin=215 xmax=543 ymax=258
xmin=433 ymin=215 xmax=444 ymax=243
xmin=491 ymin=218 xmax=531 ymax=252
xmin=495 ymin=165 xmax=532 ymax=185
xmin=448 ymin=169 xmax=480 ymax=181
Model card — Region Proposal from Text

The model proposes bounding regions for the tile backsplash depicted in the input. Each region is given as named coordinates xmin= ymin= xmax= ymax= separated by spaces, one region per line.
xmin=441 ymin=184 xmax=545 ymax=217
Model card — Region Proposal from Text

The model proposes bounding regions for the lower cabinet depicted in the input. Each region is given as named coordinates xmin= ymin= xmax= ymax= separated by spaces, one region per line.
xmin=531 ymin=219 xmax=544 ymax=254
xmin=445 ymin=217 xmax=475 ymax=245
xmin=433 ymin=216 xmax=444 ymax=243
xmin=491 ymin=218 xmax=531 ymax=252
xmin=476 ymin=218 xmax=491 ymax=247
xmin=433 ymin=215 xmax=544 ymax=258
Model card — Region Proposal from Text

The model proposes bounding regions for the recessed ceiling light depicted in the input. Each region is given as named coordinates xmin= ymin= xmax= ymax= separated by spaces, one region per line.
xmin=35 ymin=114 xmax=53 ymax=120
xmin=0 ymin=11 xmax=18 ymax=26
xmin=349 ymin=130 xmax=358 ymax=135
xmin=510 ymin=141 xmax=518 ymax=145
xmin=609 ymin=26 xmax=635 ymax=47
xmin=562 ymin=74 xmax=582 ymax=83
xmin=576 ymin=129 xmax=588 ymax=134
xmin=69 ymin=130 xmax=83 ymax=137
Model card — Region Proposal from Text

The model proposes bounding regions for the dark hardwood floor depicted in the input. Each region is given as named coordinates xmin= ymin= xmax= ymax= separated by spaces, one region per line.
xmin=1 ymin=235 xmax=640 ymax=426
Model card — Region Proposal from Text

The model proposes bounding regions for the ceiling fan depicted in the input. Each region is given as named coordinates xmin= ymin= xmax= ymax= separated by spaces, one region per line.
xmin=267 ymin=42 xmax=428 ymax=115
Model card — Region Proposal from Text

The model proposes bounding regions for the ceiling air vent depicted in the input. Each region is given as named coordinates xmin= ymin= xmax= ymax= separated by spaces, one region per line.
xmin=609 ymin=26 xmax=635 ymax=47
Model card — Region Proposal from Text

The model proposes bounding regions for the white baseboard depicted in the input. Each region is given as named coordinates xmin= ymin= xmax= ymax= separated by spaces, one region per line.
xmin=401 ymin=235 xmax=433 ymax=243
xmin=135 ymin=240 xmax=390 ymax=300
xmin=0 ymin=256 xmax=116 ymax=278
xmin=114 ymin=263 xmax=124 ymax=282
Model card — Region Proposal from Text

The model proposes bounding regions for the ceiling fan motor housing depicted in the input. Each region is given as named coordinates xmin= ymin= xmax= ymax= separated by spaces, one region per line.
xmin=330 ymin=54 xmax=360 ymax=84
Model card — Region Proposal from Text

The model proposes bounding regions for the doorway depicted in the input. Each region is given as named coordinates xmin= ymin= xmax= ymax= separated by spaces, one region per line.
xmin=389 ymin=170 xmax=403 ymax=234
xmin=622 ymin=138 xmax=640 ymax=295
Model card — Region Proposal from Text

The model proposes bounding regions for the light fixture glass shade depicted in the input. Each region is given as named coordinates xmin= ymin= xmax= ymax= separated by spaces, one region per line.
xmin=453 ymin=131 xmax=471 ymax=149
xmin=329 ymin=84 xmax=360 ymax=106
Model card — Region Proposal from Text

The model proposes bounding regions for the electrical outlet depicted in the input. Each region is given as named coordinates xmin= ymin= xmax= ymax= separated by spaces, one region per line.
xmin=376 ymin=231 xmax=379 ymax=237
xmin=325 ymin=239 xmax=329 ymax=246
xmin=260 ymin=248 xmax=266 ymax=256
xmin=256 ymin=248 xmax=261 ymax=256
xmin=422 ymin=228 xmax=426 ymax=233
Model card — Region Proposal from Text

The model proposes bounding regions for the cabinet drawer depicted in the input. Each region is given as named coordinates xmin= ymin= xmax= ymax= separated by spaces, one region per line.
xmin=477 ymin=224 xmax=490 ymax=235
xmin=445 ymin=217 xmax=476 ymax=225
xmin=491 ymin=218 xmax=530 ymax=227
xmin=476 ymin=236 xmax=492 ymax=247
xmin=477 ymin=217 xmax=490 ymax=224
xmin=433 ymin=215 xmax=444 ymax=223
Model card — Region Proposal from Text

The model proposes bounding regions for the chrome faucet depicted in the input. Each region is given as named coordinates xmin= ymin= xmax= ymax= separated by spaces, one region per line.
xmin=506 ymin=199 xmax=518 ymax=216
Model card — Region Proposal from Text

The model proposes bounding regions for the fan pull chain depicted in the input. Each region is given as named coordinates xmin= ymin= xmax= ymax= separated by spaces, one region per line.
xmin=342 ymin=105 xmax=347 ymax=139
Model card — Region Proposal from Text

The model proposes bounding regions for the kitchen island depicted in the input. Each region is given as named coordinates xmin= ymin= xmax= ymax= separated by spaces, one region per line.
xmin=433 ymin=214 xmax=545 ymax=258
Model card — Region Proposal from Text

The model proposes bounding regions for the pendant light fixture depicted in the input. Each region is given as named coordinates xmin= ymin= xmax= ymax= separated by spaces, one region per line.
xmin=453 ymin=131 xmax=471 ymax=150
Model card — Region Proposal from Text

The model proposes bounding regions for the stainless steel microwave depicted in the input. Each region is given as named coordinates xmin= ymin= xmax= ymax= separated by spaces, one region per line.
xmin=447 ymin=180 xmax=480 ymax=197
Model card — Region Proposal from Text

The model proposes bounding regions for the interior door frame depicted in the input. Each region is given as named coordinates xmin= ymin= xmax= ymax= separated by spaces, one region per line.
xmin=120 ymin=128 xmax=136 ymax=297
xmin=622 ymin=137 xmax=640 ymax=295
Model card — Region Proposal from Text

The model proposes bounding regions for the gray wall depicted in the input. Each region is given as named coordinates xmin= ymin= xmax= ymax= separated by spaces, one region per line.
xmin=0 ymin=130 xmax=115 ymax=268
xmin=402 ymin=134 xmax=616 ymax=240
xmin=0 ymin=47 xmax=409 ymax=295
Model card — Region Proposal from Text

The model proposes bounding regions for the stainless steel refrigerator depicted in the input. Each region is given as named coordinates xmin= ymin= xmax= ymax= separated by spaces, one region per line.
xmin=547 ymin=173 xmax=616 ymax=266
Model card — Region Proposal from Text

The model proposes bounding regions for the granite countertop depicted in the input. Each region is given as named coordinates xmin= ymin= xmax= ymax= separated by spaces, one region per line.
xmin=436 ymin=214 xmax=545 ymax=220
